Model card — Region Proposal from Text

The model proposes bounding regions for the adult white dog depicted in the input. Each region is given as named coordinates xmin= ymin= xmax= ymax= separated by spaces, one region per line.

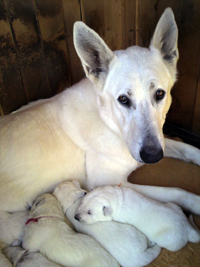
xmin=22 ymin=193 xmax=119 ymax=267
xmin=53 ymin=180 xmax=161 ymax=267
xmin=75 ymin=185 xmax=200 ymax=251
xmin=0 ymin=8 xmax=200 ymax=217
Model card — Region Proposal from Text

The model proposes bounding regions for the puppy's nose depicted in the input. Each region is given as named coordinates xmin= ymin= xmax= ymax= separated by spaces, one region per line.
xmin=74 ymin=214 xmax=80 ymax=221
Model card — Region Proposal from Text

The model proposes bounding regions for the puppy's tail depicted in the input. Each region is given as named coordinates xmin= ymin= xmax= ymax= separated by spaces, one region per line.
xmin=188 ymin=215 xmax=200 ymax=243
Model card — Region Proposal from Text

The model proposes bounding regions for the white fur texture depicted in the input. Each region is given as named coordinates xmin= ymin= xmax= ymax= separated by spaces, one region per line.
xmin=3 ymin=244 xmax=62 ymax=267
xmin=53 ymin=181 xmax=161 ymax=267
xmin=22 ymin=193 xmax=119 ymax=267
xmin=0 ymin=8 xmax=200 ymax=219
xmin=0 ymin=211 xmax=28 ymax=244
xmin=0 ymin=242 xmax=12 ymax=267
xmin=76 ymin=186 xmax=200 ymax=252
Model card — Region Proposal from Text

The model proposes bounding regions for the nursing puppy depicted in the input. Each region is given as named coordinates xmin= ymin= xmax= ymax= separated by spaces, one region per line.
xmin=3 ymin=242 xmax=62 ymax=267
xmin=0 ymin=211 xmax=28 ymax=244
xmin=22 ymin=193 xmax=119 ymax=267
xmin=0 ymin=242 xmax=12 ymax=267
xmin=75 ymin=186 xmax=200 ymax=252
xmin=53 ymin=181 xmax=161 ymax=267
xmin=0 ymin=211 xmax=28 ymax=245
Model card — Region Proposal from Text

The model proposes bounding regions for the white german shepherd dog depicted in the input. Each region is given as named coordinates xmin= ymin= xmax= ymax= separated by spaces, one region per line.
xmin=0 ymin=8 xmax=200 ymax=217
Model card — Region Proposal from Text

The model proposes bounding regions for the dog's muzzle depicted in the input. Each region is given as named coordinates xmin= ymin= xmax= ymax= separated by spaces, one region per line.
xmin=140 ymin=146 xmax=163 ymax=164
xmin=139 ymin=135 xmax=164 ymax=164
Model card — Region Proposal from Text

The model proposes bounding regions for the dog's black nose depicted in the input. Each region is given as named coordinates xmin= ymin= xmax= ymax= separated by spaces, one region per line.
xmin=140 ymin=147 xmax=163 ymax=164
xmin=74 ymin=214 xmax=80 ymax=221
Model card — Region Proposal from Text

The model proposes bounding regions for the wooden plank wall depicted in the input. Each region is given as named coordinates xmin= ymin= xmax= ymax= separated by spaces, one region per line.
xmin=0 ymin=0 xmax=200 ymax=137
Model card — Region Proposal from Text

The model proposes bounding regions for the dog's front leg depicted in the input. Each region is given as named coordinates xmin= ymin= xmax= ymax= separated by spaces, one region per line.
xmin=122 ymin=181 xmax=200 ymax=215
xmin=164 ymin=138 xmax=200 ymax=166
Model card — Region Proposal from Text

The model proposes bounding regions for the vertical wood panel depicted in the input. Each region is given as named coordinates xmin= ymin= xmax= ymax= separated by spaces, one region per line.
xmin=0 ymin=0 xmax=27 ymax=114
xmin=137 ymin=0 xmax=183 ymax=47
xmin=62 ymin=0 xmax=83 ymax=84
xmin=121 ymin=0 xmax=136 ymax=48
xmin=5 ymin=0 xmax=51 ymax=102
xmin=81 ymin=0 xmax=123 ymax=51
xmin=192 ymin=66 xmax=200 ymax=135
xmin=167 ymin=0 xmax=200 ymax=133
xmin=34 ymin=0 xmax=71 ymax=94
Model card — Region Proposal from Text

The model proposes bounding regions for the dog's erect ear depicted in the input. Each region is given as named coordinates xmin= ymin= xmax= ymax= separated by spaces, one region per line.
xmin=103 ymin=206 xmax=113 ymax=216
xmin=150 ymin=8 xmax=178 ymax=67
xmin=73 ymin=21 xmax=115 ymax=88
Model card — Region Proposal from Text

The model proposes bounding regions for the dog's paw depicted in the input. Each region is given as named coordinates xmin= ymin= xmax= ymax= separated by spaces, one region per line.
xmin=184 ymin=193 xmax=200 ymax=215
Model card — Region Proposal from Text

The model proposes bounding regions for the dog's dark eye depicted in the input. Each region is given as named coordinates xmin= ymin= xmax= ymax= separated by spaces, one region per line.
xmin=155 ymin=89 xmax=165 ymax=101
xmin=118 ymin=95 xmax=131 ymax=107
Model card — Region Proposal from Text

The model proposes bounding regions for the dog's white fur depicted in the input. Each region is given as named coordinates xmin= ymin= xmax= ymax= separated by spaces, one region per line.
xmin=53 ymin=180 xmax=161 ymax=267
xmin=0 ymin=211 xmax=28 ymax=245
xmin=22 ymin=193 xmax=119 ymax=267
xmin=3 ymin=242 xmax=62 ymax=267
xmin=76 ymin=185 xmax=200 ymax=251
xmin=0 ymin=8 xmax=200 ymax=219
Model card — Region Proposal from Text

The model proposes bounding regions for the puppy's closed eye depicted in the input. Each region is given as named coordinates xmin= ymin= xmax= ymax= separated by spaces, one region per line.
xmin=35 ymin=198 xmax=45 ymax=207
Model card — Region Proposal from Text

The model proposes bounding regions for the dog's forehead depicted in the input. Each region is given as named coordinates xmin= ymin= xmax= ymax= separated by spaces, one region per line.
xmin=108 ymin=46 xmax=170 ymax=94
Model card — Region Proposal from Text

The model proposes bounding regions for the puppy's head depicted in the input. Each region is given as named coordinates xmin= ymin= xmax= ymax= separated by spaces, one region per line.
xmin=74 ymin=187 xmax=114 ymax=224
xmin=29 ymin=193 xmax=64 ymax=219
xmin=53 ymin=180 xmax=87 ymax=213
xmin=2 ymin=244 xmax=28 ymax=267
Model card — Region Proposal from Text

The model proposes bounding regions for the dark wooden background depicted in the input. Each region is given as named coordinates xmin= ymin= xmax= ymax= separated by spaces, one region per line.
xmin=0 ymin=0 xmax=200 ymax=138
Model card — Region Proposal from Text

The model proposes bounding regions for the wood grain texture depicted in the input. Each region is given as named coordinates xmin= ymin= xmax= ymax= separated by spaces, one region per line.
xmin=35 ymin=0 xmax=71 ymax=94
xmin=5 ymin=0 xmax=51 ymax=102
xmin=0 ymin=0 xmax=27 ymax=114
xmin=62 ymin=0 xmax=83 ymax=85
xmin=167 ymin=0 xmax=200 ymax=135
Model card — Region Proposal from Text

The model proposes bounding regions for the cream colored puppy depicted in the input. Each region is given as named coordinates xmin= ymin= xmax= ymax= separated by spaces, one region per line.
xmin=0 ymin=241 xmax=12 ymax=267
xmin=22 ymin=193 xmax=119 ymax=267
xmin=75 ymin=185 xmax=200 ymax=252
xmin=3 ymin=242 xmax=62 ymax=267
xmin=53 ymin=181 xmax=161 ymax=267
xmin=0 ymin=211 xmax=28 ymax=244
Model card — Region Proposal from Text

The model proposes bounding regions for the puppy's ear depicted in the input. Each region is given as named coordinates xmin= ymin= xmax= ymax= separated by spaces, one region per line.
xmin=150 ymin=8 xmax=178 ymax=68
xmin=73 ymin=21 xmax=116 ymax=89
xmin=103 ymin=206 xmax=113 ymax=216
xmin=72 ymin=180 xmax=81 ymax=188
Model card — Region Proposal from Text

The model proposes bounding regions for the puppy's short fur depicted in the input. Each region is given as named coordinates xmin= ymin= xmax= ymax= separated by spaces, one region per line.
xmin=53 ymin=181 xmax=161 ymax=267
xmin=0 ymin=242 xmax=12 ymax=267
xmin=76 ymin=186 xmax=200 ymax=251
xmin=3 ymin=242 xmax=62 ymax=267
xmin=0 ymin=211 xmax=28 ymax=244
xmin=22 ymin=193 xmax=119 ymax=267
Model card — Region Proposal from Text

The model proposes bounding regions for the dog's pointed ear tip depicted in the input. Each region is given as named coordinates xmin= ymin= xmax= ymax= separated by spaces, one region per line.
xmin=74 ymin=21 xmax=88 ymax=32
xmin=164 ymin=7 xmax=174 ymax=15
xmin=162 ymin=7 xmax=176 ymax=23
